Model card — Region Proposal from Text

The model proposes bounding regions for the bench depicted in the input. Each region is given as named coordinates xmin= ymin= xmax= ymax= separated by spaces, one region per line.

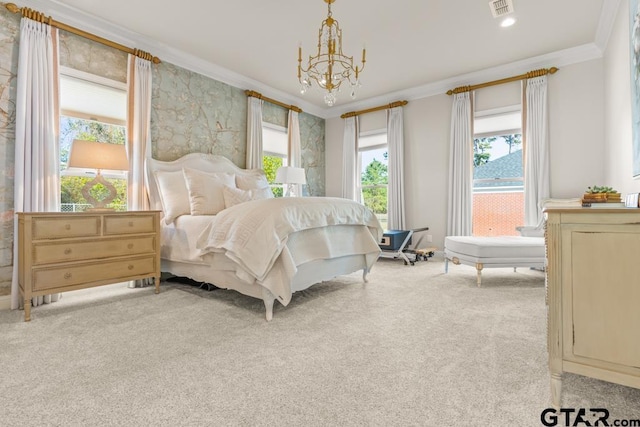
xmin=444 ymin=235 xmax=545 ymax=286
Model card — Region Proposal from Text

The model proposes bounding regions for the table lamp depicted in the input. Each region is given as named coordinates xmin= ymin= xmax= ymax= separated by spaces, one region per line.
xmin=275 ymin=166 xmax=307 ymax=197
xmin=67 ymin=140 xmax=129 ymax=210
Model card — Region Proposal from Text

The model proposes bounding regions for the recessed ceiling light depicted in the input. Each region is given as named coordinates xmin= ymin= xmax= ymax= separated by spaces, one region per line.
xmin=501 ymin=17 xmax=516 ymax=27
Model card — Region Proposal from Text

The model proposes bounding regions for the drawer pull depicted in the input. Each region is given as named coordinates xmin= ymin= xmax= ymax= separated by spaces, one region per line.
xmin=127 ymin=243 xmax=134 ymax=249
xmin=64 ymin=272 xmax=72 ymax=279
xmin=128 ymin=264 xmax=134 ymax=270
xmin=64 ymin=248 xmax=72 ymax=255
xmin=65 ymin=224 xmax=71 ymax=230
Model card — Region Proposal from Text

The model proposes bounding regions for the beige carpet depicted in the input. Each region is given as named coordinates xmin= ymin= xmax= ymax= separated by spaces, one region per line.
xmin=1 ymin=258 xmax=639 ymax=427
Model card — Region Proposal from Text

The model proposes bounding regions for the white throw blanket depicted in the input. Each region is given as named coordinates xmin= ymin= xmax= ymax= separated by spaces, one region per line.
xmin=196 ymin=197 xmax=383 ymax=304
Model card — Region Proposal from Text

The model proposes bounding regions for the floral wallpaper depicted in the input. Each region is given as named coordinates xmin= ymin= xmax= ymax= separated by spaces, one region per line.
xmin=0 ymin=7 xmax=325 ymax=296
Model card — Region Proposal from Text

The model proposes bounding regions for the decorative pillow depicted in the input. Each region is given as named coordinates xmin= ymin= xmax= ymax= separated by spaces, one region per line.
xmin=251 ymin=186 xmax=274 ymax=200
xmin=182 ymin=168 xmax=235 ymax=215
xmin=222 ymin=186 xmax=253 ymax=208
xmin=153 ymin=170 xmax=191 ymax=225
xmin=236 ymin=172 xmax=270 ymax=190
xmin=223 ymin=185 xmax=275 ymax=208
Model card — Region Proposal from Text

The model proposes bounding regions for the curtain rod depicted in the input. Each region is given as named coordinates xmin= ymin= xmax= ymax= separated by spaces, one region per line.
xmin=4 ymin=2 xmax=160 ymax=63
xmin=245 ymin=90 xmax=302 ymax=113
xmin=340 ymin=100 xmax=408 ymax=119
xmin=446 ymin=67 xmax=558 ymax=95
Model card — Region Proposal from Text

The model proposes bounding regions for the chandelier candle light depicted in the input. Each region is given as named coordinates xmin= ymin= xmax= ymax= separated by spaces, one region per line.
xmin=298 ymin=0 xmax=366 ymax=106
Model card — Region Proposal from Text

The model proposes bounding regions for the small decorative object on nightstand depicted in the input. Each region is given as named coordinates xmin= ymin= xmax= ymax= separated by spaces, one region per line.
xmin=17 ymin=211 xmax=161 ymax=321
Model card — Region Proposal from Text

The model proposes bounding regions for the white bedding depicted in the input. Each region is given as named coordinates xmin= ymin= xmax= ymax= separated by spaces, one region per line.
xmin=195 ymin=196 xmax=382 ymax=305
xmin=162 ymin=197 xmax=382 ymax=306
xmin=145 ymin=153 xmax=384 ymax=319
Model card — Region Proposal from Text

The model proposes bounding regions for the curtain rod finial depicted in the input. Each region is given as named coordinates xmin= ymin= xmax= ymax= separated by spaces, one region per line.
xmin=5 ymin=3 xmax=20 ymax=13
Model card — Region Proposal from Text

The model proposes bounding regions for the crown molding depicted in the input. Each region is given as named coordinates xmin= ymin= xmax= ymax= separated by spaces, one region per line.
xmin=326 ymin=43 xmax=604 ymax=118
xmin=11 ymin=0 xmax=612 ymax=120
xmin=13 ymin=0 xmax=328 ymax=117
xmin=595 ymin=0 xmax=622 ymax=51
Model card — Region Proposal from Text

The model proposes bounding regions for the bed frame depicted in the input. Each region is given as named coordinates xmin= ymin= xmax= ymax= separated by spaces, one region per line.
xmin=145 ymin=153 xmax=373 ymax=320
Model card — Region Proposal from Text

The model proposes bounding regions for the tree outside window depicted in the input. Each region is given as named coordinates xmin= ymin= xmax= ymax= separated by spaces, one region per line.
xmin=360 ymin=146 xmax=388 ymax=230
xmin=60 ymin=117 xmax=127 ymax=211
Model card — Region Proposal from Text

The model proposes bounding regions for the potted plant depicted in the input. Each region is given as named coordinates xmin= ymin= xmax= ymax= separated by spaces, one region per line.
xmin=583 ymin=185 xmax=621 ymax=203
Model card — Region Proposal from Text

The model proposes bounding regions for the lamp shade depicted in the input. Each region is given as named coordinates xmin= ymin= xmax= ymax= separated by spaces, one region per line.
xmin=275 ymin=166 xmax=307 ymax=185
xmin=67 ymin=140 xmax=129 ymax=171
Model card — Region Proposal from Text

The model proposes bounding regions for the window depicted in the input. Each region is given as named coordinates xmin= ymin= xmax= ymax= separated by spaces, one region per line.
xmin=262 ymin=123 xmax=287 ymax=197
xmin=473 ymin=107 xmax=523 ymax=236
xmin=59 ymin=67 xmax=127 ymax=212
xmin=359 ymin=131 xmax=388 ymax=230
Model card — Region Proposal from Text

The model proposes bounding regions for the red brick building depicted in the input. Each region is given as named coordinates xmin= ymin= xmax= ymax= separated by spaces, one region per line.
xmin=473 ymin=150 xmax=524 ymax=237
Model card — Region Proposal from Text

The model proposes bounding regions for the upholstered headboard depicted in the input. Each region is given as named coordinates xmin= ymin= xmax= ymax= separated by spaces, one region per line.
xmin=144 ymin=153 xmax=266 ymax=214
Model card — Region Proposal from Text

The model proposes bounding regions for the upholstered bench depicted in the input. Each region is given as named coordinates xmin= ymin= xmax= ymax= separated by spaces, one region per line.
xmin=444 ymin=235 xmax=545 ymax=286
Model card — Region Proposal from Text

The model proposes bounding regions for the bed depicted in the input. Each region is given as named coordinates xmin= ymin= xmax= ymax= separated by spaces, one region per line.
xmin=144 ymin=153 xmax=383 ymax=320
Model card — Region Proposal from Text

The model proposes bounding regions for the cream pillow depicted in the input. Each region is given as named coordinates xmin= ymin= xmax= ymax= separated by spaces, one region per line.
xmin=222 ymin=186 xmax=253 ymax=208
xmin=183 ymin=168 xmax=235 ymax=215
xmin=223 ymin=185 xmax=274 ymax=208
xmin=153 ymin=170 xmax=190 ymax=225
xmin=236 ymin=173 xmax=270 ymax=190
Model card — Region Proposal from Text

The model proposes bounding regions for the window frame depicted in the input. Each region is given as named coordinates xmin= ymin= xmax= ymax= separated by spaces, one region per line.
xmin=59 ymin=68 xmax=128 ymax=212
xmin=261 ymin=122 xmax=288 ymax=197
xmin=472 ymin=106 xmax=524 ymax=236
xmin=358 ymin=129 xmax=388 ymax=229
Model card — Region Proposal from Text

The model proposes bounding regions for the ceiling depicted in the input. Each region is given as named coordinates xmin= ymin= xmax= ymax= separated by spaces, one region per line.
xmin=23 ymin=0 xmax=614 ymax=117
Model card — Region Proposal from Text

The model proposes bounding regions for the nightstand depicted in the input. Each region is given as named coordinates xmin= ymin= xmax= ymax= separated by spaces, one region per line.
xmin=17 ymin=211 xmax=161 ymax=321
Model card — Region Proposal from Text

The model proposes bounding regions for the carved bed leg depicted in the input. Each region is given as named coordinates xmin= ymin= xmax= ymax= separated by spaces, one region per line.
xmin=362 ymin=268 xmax=369 ymax=283
xmin=475 ymin=263 xmax=484 ymax=287
xmin=261 ymin=288 xmax=275 ymax=321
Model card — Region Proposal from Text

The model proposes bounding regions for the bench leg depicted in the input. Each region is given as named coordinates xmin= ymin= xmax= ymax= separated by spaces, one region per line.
xmin=444 ymin=258 xmax=449 ymax=273
xmin=475 ymin=263 xmax=484 ymax=287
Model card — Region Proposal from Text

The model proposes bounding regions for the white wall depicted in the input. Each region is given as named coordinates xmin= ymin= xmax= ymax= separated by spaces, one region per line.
xmin=326 ymin=59 xmax=606 ymax=250
xmin=604 ymin=0 xmax=640 ymax=195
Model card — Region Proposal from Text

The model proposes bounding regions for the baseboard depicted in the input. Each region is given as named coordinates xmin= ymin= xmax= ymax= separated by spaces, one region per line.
xmin=0 ymin=294 xmax=11 ymax=311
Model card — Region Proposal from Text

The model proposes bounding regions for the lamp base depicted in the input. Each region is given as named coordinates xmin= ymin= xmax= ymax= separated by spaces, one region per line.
xmin=81 ymin=172 xmax=119 ymax=210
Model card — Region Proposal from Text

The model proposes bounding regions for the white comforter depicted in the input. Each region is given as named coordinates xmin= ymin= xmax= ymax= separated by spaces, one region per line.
xmin=195 ymin=197 xmax=383 ymax=304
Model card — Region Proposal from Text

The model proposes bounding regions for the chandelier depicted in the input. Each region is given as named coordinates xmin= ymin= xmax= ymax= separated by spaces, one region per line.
xmin=297 ymin=0 xmax=366 ymax=106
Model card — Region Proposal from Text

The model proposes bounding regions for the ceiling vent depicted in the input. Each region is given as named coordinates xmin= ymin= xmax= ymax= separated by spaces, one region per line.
xmin=489 ymin=0 xmax=514 ymax=18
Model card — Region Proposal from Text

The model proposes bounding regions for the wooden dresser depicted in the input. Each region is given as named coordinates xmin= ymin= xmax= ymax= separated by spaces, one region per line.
xmin=17 ymin=211 xmax=161 ymax=321
xmin=545 ymin=208 xmax=640 ymax=407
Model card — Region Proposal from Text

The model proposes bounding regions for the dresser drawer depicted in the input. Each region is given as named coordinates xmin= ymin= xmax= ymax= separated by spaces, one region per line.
xmin=32 ymin=256 xmax=157 ymax=291
xmin=104 ymin=214 xmax=156 ymax=235
xmin=32 ymin=216 xmax=101 ymax=239
xmin=32 ymin=236 xmax=156 ymax=265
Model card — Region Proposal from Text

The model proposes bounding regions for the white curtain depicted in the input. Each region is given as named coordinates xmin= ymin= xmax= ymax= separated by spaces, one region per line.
xmin=246 ymin=96 xmax=264 ymax=169
xmin=127 ymin=54 xmax=152 ymax=211
xmin=446 ymin=92 xmax=474 ymax=236
xmin=127 ymin=54 xmax=153 ymax=287
xmin=523 ymin=76 xmax=550 ymax=226
xmin=287 ymin=109 xmax=303 ymax=196
xmin=11 ymin=18 xmax=61 ymax=310
xmin=387 ymin=106 xmax=405 ymax=230
xmin=342 ymin=116 xmax=359 ymax=201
